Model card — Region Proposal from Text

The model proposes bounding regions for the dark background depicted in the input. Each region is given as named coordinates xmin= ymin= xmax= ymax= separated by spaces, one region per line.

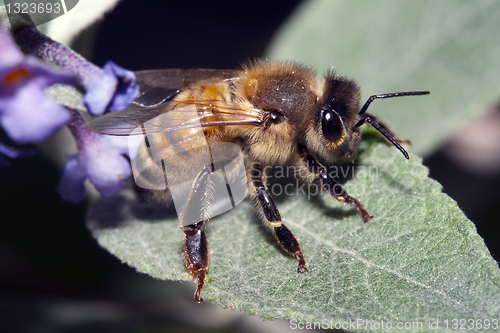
xmin=1 ymin=1 xmax=499 ymax=332
xmin=90 ymin=1 xmax=301 ymax=70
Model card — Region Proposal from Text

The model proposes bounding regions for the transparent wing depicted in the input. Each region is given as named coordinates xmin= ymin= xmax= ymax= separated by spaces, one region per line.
xmin=87 ymin=100 xmax=265 ymax=136
xmin=133 ymin=69 xmax=238 ymax=107
xmin=128 ymin=103 xmax=250 ymax=226
xmin=135 ymin=68 xmax=238 ymax=89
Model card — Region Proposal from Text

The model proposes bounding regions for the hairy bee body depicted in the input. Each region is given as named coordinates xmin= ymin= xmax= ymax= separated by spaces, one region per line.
xmin=89 ymin=60 xmax=429 ymax=301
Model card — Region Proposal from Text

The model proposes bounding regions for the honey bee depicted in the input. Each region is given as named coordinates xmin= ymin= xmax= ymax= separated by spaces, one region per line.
xmin=89 ymin=60 xmax=429 ymax=302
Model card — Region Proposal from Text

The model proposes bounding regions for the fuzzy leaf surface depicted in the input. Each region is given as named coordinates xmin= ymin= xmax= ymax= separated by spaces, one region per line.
xmin=87 ymin=140 xmax=500 ymax=332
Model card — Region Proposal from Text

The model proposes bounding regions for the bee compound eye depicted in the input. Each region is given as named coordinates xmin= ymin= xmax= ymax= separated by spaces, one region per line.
xmin=320 ymin=109 xmax=343 ymax=143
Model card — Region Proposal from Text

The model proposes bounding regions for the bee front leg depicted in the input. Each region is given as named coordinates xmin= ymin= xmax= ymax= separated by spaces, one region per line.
xmin=250 ymin=165 xmax=307 ymax=273
xmin=298 ymin=143 xmax=372 ymax=222
xmin=363 ymin=112 xmax=412 ymax=146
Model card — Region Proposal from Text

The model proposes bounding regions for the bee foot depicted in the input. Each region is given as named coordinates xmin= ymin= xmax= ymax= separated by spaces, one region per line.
xmin=193 ymin=273 xmax=206 ymax=302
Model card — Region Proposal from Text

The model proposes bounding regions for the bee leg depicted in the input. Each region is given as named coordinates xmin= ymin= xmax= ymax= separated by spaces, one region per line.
xmin=180 ymin=165 xmax=214 ymax=302
xmin=363 ymin=112 xmax=412 ymax=146
xmin=182 ymin=220 xmax=209 ymax=302
xmin=298 ymin=144 xmax=372 ymax=222
xmin=250 ymin=166 xmax=307 ymax=273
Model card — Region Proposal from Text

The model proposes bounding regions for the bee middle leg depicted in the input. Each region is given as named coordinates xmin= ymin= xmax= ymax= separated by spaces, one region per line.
xmin=250 ymin=165 xmax=307 ymax=273
xmin=298 ymin=143 xmax=372 ymax=222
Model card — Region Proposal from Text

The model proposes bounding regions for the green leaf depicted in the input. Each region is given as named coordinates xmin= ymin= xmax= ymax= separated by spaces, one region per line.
xmin=266 ymin=0 xmax=500 ymax=155
xmin=85 ymin=1 xmax=500 ymax=330
xmin=86 ymin=139 xmax=500 ymax=332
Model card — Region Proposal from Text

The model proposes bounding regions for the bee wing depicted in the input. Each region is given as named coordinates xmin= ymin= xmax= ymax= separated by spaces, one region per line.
xmin=87 ymin=100 xmax=265 ymax=136
xmin=130 ymin=102 xmax=250 ymax=226
xmin=86 ymin=108 xmax=166 ymax=136
xmin=133 ymin=69 xmax=238 ymax=107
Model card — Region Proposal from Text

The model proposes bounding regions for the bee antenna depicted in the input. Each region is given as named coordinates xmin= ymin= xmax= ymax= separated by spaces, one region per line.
xmin=358 ymin=91 xmax=430 ymax=115
xmin=358 ymin=90 xmax=430 ymax=160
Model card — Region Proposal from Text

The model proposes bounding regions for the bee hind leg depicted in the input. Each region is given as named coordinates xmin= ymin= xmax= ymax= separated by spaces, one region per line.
xmin=251 ymin=166 xmax=307 ymax=273
xmin=182 ymin=220 xmax=209 ymax=302
xmin=180 ymin=165 xmax=214 ymax=302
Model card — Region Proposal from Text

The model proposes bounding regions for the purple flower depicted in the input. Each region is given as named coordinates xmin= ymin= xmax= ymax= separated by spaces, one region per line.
xmin=83 ymin=61 xmax=140 ymax=115
xmin=0 ymin=142 xmax=35 ymax=167
xmin=1 ymin=21 xmax=133 ymax=201
xmin=14 ymin=28 xmax=139 ymax=116
xmin=57 ymin=109 xmax=131 ymax=203
xmin=0 ymin=23 xmax=75 ymax=143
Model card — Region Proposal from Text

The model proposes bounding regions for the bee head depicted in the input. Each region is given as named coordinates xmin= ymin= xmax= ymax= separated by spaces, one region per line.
xmin=304 ymin=71 xmax=429 ymax=162
xmin=305 ymin=73 xmax=362 ymax=162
